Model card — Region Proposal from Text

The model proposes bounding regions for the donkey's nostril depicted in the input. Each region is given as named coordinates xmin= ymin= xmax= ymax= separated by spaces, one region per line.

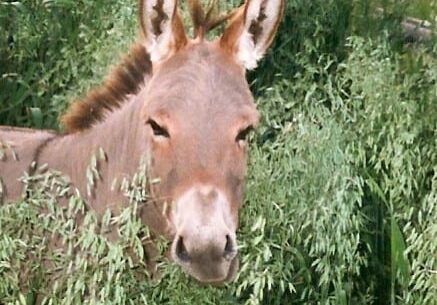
xmin=223 ymin=235 xmax=236 ymax=261
xmin=176 ymin=236 xmax=190 ymax=262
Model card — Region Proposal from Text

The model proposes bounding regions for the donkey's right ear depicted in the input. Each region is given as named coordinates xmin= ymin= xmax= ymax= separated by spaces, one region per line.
xmin=139 ymin=0 xmax=187 ymax=62
xmin=220 ymin=0 xmax=284 ymax=70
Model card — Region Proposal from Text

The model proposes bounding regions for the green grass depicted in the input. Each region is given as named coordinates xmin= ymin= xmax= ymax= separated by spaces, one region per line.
xmin=0 ymin=0 xmax=138 ymax=129
xmin=0 ymin=0 xmax=436 ymax=304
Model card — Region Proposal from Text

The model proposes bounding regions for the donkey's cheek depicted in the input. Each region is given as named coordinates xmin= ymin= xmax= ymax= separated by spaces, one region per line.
xmin=149 ymin=142 xmax=175 ymax=175
xmin=161 ymin=168 xmax=179 ymax=196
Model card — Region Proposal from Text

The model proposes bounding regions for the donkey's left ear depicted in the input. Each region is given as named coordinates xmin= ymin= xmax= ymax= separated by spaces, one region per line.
xmin=220 ymin=0 xmax=284 ymax=70
xmin=139 ymin=0 xmax=187 ymax=62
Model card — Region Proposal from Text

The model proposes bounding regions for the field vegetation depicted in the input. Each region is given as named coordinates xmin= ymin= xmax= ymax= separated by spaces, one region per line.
xmin=0 ymin=0 xmax=436 ymax=304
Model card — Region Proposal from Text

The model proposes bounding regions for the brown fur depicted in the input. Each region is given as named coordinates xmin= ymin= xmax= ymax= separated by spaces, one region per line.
xmin=187 ymin=0 xmax=237 ymax=38
xmin=188 ymin=0 xmax=205 ymax=37
xmin=219 ymin=5 xmax=246 ymax=52
xmin=0 ymin=127 xmax=57 ymax=202
xmin=61 ymin=43 xmax=152 ymax=133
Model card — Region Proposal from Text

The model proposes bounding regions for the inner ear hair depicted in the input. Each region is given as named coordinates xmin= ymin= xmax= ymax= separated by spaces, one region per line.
xmin=243 ymin=0 xmax=285 ymax=53
xmin=247 ymin=1 xmax=268 ymax=45
xmin=139 ymin=0 xmax=172 ymax=39
xmin=151 ymin=0 xmax=171 ymax=36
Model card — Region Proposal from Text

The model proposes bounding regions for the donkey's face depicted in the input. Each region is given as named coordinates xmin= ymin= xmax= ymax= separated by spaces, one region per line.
xmin=143 ymin=43 xmax=259 ymax=282
xmin=139 ymin=0 xmax=284 ymax=284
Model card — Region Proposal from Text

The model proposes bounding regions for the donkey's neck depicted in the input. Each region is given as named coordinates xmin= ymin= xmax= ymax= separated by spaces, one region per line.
xmin=39 ymin=95 xmax=149 ymax=215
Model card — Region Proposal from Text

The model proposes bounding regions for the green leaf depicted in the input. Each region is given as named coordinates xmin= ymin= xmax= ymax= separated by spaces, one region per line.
xmin=336 ymin=286 xmax=348 ymax=305
xmin=29 ymin=107 xmax=43 ymax=129
xmin=391 ymin=217 xmax=410 ymax=286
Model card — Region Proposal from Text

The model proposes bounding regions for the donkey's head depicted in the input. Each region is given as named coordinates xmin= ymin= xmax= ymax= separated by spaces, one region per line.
xmin=139 ymin=0 xmax=283 ymax=284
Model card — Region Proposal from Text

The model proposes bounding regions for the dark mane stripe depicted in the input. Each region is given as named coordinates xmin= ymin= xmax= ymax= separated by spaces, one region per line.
xmin=61 ymin=43 xmax=152 ymax=133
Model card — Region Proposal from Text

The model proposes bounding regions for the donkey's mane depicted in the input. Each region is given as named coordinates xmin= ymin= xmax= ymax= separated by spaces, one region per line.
xmin=61 ymin=43 xmax=152 ymax=133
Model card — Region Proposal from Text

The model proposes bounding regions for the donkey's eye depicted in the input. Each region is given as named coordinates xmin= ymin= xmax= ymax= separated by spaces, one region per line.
xmin=147 ymin=119 xmax=170 ymax=138
xmin=236 ymin=126 xmax=253 ymax=143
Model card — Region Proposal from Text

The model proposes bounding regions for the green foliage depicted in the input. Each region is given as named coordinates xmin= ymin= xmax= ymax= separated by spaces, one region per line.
xmin=0 ymin=0 xmax=137 ymax=129
xmin=340 ymin=38 xmax=436 ymax=305
xmin=0 ymin=167 xmax=153 ymax=304
xmin=0 ymin=0 xmax=436 ymax=304
xmin=249 ymin=0 xmax=435 ymax=93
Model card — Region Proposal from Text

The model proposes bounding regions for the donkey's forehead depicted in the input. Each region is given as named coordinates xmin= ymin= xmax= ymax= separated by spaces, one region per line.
xmin=143 ymin=42 xmax=258 ymax=123
xmin=157 ymin=42 xmax=243 ymax=75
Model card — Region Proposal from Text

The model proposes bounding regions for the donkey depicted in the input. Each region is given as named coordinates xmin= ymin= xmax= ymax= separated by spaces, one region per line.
xmin=0 ymin=0 xmax=284 ymax=284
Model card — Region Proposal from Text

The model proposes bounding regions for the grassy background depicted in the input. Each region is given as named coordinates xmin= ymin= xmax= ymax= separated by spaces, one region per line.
xmin=0 ymin=0 xmax=436 ymax=304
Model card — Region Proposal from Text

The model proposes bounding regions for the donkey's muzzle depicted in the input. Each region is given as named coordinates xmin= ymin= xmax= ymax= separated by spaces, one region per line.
xmin=170 ymin=185 xmax=239 ymax=283
xmin=175 ymin=234 xmax=236 ymax=263
xmin=172 ymin=231 xmax=238 ymax=283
